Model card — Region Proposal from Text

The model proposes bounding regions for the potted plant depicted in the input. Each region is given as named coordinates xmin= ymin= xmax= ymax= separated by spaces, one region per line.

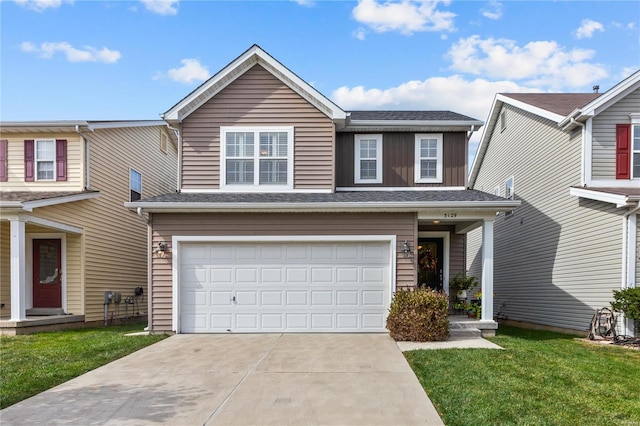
xmin=449 ymin=273 xmax=478 ymax=300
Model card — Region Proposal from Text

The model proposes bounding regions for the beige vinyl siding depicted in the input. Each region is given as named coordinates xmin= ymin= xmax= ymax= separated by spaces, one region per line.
xmin=181 ymin=65 xmax=334 ymax=191
xmin=592 ymin=87 xmax=640 ymax=179
xmin=470 ymin=104 xmax=624 ymax=332
xmin=636 ymin=217 xmax=640 ymax=286
xmin=149 ymin=212 xmax=417 ymax=331
xmin=450 ymin=232 xmax=465 ymax=278
xmin=0 ymin=133 xmax=84 ymax=191
xmin=0 ymin=222 xmax=10 ymax=316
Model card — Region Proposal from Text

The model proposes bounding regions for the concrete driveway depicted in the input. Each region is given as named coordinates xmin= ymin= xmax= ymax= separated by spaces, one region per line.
xmin=1 ymin=334 xmax=444 ymax=425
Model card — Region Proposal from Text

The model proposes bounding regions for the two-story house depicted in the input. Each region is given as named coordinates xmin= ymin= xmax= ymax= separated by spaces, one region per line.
xmin=127 ymin=45 xmax=519 ymax=335
xmin=0 ymin=121 xmax=178 ymax=334
xmin=468 ymin=70 xmax=640 ymax=337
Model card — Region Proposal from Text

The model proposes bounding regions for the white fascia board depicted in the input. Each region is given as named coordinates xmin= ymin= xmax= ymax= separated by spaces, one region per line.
xmin=127 ymin=200 xmax=521 ymax=213
xmin=0 ymin=120 xmax=88 ymax=128
xmin=162 ymin=45 xmax=346 ymax=122
xmin=21 ymin=192 xmax=100 ymax=211
xmin=87 ymin=121 xmax=167 ymax=130
xmin=569 ymin=187 xmax=630 ymax=207
xmin=497 ymin=94 xmax=565 ymax=123
xmin=582 ymin=70 xmax=640 ymax=116
xmin=19 ymin=214 xmax=83 ymax=234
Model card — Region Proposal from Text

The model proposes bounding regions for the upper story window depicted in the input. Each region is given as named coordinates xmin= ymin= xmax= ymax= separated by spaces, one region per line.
xmin=415 ymin=134 xmax=443 ymax=183
xmin=130 ymin=168 xmax=142 ymax=201
xmin=24 ymin=139 xmax=67 ymax=182
xmin=36 ymin=139 xmax=55 ymax=180
xmin=160 ymin=131 xmax=168 ymax=154
xmin=505 ymin=176 xmax=514 ymax=217
xmin=220 ymin=126 xmax=293 ymax=190
xmin=500 ymin=110 xmax=507 ymax=132
xmin=633 ymin=125 xmax=640 ymax=179
xmin=354 ymin=134 xmax=382 ymax=184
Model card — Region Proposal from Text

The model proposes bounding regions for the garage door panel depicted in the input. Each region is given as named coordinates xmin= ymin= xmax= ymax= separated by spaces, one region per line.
xmin=180 ymin=241 xmax=390 ymax=333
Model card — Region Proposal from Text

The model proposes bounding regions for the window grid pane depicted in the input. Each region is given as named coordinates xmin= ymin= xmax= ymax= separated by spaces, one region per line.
xmin=226 ymin=132 xmax=254 ymax=158
xmin=36 ymin=140 xmax=55 ymax=161
xmin=226 ymin=159 xmax=255 ymax=184
xmin=359 ymin=140 xmax=377 ymax=159
xmin=420 ymin=159 xmax=436 ymax=178
xmin=259 ymin=159 xmax=287 ymax=184
xmin=634 ymin=126 xmax=640 ymax=151
xmin=420 ymin=139 xmax=437 ymax=158
xmin=259 ymin=132 xmax=288 ymax=158
xmin=360 ymin=159 xmax=377 ymax=179
xmin=37 ymin=162 xmax=54 ymax=180
xmin=633 ymin=153 xmax=640 ymax=178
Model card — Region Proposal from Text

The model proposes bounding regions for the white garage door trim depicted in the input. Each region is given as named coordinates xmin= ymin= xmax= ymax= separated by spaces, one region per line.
xmin=172 ymin=235 xmax=397 ymax=333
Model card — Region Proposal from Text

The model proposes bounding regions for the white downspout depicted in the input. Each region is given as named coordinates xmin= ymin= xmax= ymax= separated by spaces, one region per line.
xmin=570 ymin=118 xmax=586 ymax=187
xmin=621 ymin=201 xmax=640 ymax=336
xmin=165 ymin=124 xmax=181 ymax=193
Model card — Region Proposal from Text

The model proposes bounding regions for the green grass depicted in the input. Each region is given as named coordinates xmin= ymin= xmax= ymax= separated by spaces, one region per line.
xmin=0 ymin=322 xmax=168 ymax=409
xmin=406 ymin=325 xmax=640 ymax=426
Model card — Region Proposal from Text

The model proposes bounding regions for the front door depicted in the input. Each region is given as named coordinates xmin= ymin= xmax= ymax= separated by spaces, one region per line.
xmin=33 ymin=239 xmax=62 ymax=308
xmin=417 ymin=238 xmax=443 ymax=291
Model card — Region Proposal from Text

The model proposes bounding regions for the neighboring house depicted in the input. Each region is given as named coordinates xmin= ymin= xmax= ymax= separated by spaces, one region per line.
xmin=127 ymin=45 xmax=519 ymax=335
xmin=0 ymin=121 xmax=178 ymax=334
xmin=468 ymin=70 xmax=640 ymax=336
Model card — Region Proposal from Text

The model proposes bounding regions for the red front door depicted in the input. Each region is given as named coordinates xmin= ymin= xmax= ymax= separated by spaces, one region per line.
xmin=33 ymin=239 xmax=62 ymax=308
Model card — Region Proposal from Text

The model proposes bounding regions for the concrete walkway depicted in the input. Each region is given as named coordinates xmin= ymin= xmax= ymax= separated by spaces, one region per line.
xmin=1 ymin=334 xmax=444 ymax=425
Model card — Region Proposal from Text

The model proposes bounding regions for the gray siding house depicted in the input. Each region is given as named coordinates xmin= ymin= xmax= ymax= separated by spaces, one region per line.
xmin=468 ymin=70 xmax=640 ymax=336
xmin=127 ymin=45 xmax=519 ymax=335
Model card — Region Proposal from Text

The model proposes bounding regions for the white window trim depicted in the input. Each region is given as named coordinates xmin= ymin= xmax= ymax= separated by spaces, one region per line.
xmin=504 ymin=176 xmax=514 ymax=217
xmin=632 ymin=123 xmax=640 ymax=179
xmin=35 ymin=139 xmax=56 ymax=182
xmin=354 ymin=134 xmax=382 ymax=184
xmin=220 ymin=126 xmax=294 ymax=191
xmin=130 ymin=168 xmax=142 ymax=202
xmin=414 ymin=133 xmax=443 ymax=184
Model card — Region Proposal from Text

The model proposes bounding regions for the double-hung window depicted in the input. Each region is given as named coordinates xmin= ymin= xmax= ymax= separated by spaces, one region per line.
xmin=504 ymin=176 xmax=514 ymax=216
xmin=354 ymin=134 xmax=382 ymax=184
xmin=415 ymin=134 xmax=443 ymax=183
xmin=35 ymin=139 xmax=55 ymax=181
xmin=130 ymin=168 xmax=142 ymax=201
xmin=221 ymin=126 xmax=293 ymax=190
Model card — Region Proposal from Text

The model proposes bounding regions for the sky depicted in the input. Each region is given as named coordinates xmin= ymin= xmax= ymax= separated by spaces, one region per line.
xmin=1 ymin=0 xmax=639 ymax=162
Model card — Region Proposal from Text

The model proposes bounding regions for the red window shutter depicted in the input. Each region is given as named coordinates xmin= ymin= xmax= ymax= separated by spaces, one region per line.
xmin=616 ymin=124 xmax=631 ymax=179
xmin=56 ymin=139 xmax=67 ymax=181
xmin=0 ymin=140 xmax=7 ymax=182
xmin=24 ymin=140 xmax=34 ymax=182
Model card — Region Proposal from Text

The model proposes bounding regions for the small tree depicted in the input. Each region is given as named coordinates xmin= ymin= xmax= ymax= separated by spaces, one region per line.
xmin=610 ymin=288 xmax=640 ymax=320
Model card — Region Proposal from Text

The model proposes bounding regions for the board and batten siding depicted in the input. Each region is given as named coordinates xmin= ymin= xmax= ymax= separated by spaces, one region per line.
xmin=469 ymin=103 xmax=624 ymax=332
xmin=0 ymin=133 xmax=84 ymax=191
xmin=592 ymin=87 xmax=640 ymax=180
xmin=335 ymin=132 xmax=467 ymax=187
xmin=181 ymin=65 xmax=335 ymax=191
xmin=149 ymin=212 xmax=417 ymax=331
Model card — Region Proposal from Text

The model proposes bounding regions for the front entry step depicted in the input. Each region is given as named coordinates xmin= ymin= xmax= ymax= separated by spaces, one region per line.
xmin=26 ymin=308 xmax=64 ymax=316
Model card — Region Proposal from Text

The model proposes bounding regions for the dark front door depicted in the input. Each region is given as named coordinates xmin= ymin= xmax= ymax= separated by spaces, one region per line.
xmin=417 ymin=238 xmax=443 ymax=291
xmin=33 ymin=239 xmax=62 ymax=308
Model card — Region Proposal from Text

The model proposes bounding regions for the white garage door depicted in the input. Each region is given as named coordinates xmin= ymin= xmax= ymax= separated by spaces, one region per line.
xmin=179 ymin=240 xmax=391 ymax=333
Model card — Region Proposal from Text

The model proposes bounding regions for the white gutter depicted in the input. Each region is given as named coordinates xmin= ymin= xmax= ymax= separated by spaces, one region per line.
xmin=621 ymin=201 xmax=640 ymax=336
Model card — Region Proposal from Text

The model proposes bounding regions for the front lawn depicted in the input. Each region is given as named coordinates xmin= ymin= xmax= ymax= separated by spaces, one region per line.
xmin=406 ymin=325 xmax=640 ymax=426
xmin=0 ymin=322 xmax=167 ymax=409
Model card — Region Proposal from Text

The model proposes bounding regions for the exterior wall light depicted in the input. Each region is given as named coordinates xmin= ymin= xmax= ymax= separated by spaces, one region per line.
xmin=156 ymin=241 xmax=168 ymax=257
xmin=401 ymin=240 xmax=411 ymax=258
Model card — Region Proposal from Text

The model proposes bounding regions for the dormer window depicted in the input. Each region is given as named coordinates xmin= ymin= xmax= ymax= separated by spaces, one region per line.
xmin=220 ymin=126 xmax=293 ymax=190
xmin=354 ymin=134 xmax=382 ymax=184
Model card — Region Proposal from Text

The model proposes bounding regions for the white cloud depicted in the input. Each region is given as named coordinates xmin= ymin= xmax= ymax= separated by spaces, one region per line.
xmin=447 ymin=35 xmax=607 ymax=89
xmin=12 ymin=0 xmax=72 ymax=12
xmin=353 ymin=27 xmax=367 ymax=40
xmin=140 ymin=0 xmax=179 ymax=16
xmin=575 ymin=19 xmax=604 ymax=39
xmin=292 ymin=0 xmax=315 ymax=6
xmin=352 ymin=0 xmax=456 ymax=35
xmin=162 ymin=59 xmax=210 ymax=84
xmin=481 ymin=1 xmax=502 ymax=20
xmin=20 ymin=41 xmax=121 ymax=63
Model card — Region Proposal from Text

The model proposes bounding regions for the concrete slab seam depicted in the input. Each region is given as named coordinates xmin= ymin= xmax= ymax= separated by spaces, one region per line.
xmin=203 ymin=333 xmax=285 ymax=425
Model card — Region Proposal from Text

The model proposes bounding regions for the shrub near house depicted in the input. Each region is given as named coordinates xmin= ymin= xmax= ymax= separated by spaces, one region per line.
xmin=386 ymin=289 xmax=449 ymax=342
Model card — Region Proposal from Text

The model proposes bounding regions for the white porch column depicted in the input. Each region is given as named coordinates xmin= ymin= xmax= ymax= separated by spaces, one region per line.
xmin=624 ymin=212 xmax=637 ymax=336
xmin=10 ymin=217 xmax=27 ymax=321
xmin=481 ymin=219 xmax=494 ymax=322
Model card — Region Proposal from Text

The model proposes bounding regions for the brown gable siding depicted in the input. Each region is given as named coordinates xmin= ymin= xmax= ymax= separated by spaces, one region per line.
xmin=336 ymin=132 xmax=467 ymax=187
xmin=149 ymin=212 xmax=417 ymax=331
xmin=181 ymin=65 xmax=334 ymax=191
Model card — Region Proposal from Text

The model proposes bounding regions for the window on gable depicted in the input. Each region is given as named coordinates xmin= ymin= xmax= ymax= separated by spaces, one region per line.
xmin=221 ymin=126 xmax=293 ymax=189
xmin=504 ymin=176 xmax=514 ymax=217
xmin=633 ymin=125 xmax=640 ymax=179
xmin=415 ymin=134 xmax=443 ymax=183
xmin=160 ymin=131 xmax=168 ymax=154
xmin=354 ymin=134 xmax=382 ymax=184
xmin=500 ymin=110 xmax=507 ymax=132
xmin=130 ymin=168 xmax=142 ymax=201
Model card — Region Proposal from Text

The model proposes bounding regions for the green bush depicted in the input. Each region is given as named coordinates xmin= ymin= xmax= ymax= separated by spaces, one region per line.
xmin=386 ymin=288 xmax=449 ymax=341
xmin=611 ymin=287 xmax=640 ymax=320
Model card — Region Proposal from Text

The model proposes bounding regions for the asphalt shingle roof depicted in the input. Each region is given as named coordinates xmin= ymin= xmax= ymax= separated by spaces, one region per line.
xmin=500 ymin=93 xmax=602 ymax=116
xmin=348 ymin=111 xmax=480 ymax=122
xmin=0 ymin=191 xmax=98 ymax=203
